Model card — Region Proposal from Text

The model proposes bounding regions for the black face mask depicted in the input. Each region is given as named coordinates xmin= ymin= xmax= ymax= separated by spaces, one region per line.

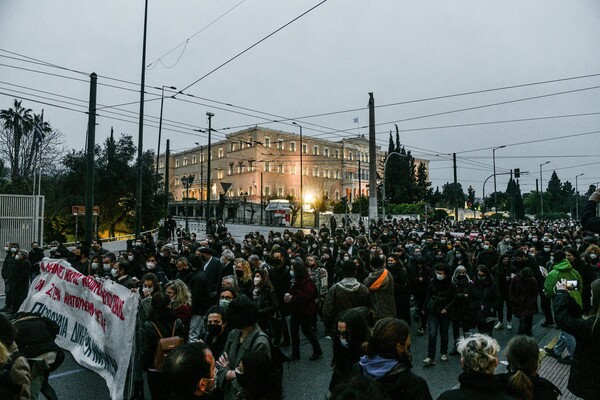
xmin=235 ymin=270 xmax=244 ymax=278
xmin=207 ymin=324 xmax=223 ymax=337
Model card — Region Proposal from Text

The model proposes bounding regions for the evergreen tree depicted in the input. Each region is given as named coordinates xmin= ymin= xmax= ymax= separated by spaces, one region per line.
xmin=416 ymin=162 xmax=430 ymax=200
xmin=585 ymin=184 xmax=597 ymax=197
xmin=388 ymin=131 xmax=395 ymax=154
xmin=441 ymin=182 xmax=466 ymax=209
xmin=395 ymin=124 xmax=401 ymax=152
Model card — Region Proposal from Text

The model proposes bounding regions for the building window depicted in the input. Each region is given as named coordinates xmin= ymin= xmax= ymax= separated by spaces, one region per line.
xmin=313 ymin=145 xmax=318 ymax=155
xmin=183 ymin=157 xmax=188 ymax=166
xmin=324 ymin=148 xmax=329 ymax=157
xmin=248 ymin=161 xmax=254 ymax=172
xmin=159 ymin=160 xmax=164 ymax=169
xmin=218 ymin=148 xmax=224 ymax=158
xmin=290 ymin=164 xmax=296 ymax=175
xmin=277 ymin=139 xmax=283 ymax=150
xmin=277 ymin=186 xmax=284 ymax=197
xmin=264 ymin=137 xmax=270 ymax=148
xmin=348 ymin=152 xmax=353 ymax=161
xmin=290 ymin=142 xmax=296 ymax=152
xmin=264 ymin=161 xmax=270 ymax=172
xmin=201 ymin=152 xmax=205 ymax=162
xmin=228 ymin=164 xmax=233 ymax=175
xmin=303 ymin=166 xmax=308 ymax=176
xmin=289 ymin=187 xmax=296 ymax=197
xmin=175 ymin=159 xmax=180 ymax=168
xmin=302 ymin=143 xmax=307 ymax=154
xmin=192 ymin=155 xmax=197 ymax=164
xmin=334 ymin=149 xmax=339 ymax=159
xmin=335 ymin=170 xmax=340 ymax=179
xmin=230 ymin=142 xmax=235 ymax=152
xmin=312 ymin=167 xmax=318 ymax=177
xmin=278 ymin=163 xmax=284 ymax=173
xmin=237 ymin=163 xmax=243 ymax=174
xmin=210 ymin=151 xmax=213 ymax=160
xmin=335 ymin=191 xmax=340 ymax=200
xmin=324 ymin=190 xmax=329 ymax=198
xmin=264 ymin=186 xmax=270 ymax=196
xmin=217 ymin=169 xmax=223 ymax=179
xmin=248 ymin=186 xmax=254 ymax=196
xmin=326 ymin=169 xmax=331 ymax=178
xmin=248 ymin=137 xmax=253 ymax=146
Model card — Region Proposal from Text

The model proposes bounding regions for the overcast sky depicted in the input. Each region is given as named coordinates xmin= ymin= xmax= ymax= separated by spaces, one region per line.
xmin=2 ymin=0 xmax=600 ymax=197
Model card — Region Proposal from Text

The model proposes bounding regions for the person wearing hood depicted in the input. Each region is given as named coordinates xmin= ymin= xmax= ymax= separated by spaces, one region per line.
xmin=423 ymin=263 xmax=455 ymax=366
xmin=437 ymin=333 xmax=512 ymax=400
xmin=543 ymin=250 xmax=582 ymax=364
xmin=328 ymin=308 xmax=371 ymax=393
xmin=364 ymin=256 xmax=396 ymax=321
xmin=324 ymin=260 xmax=372 ymax=337
xmin=450 ymin=265 xmax=472 ymax=355
xmin=355 ymin=317 xmax=432 ymax=400
xmin=466 ymin=266 xmax=499 ymax=336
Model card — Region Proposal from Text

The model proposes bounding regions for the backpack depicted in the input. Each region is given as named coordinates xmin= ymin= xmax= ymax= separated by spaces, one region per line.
xmin=151 ymin=322 xmax=184 ymax=372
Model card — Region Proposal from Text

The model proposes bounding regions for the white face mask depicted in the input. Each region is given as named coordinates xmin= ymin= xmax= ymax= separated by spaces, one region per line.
xmin=15 ymin=255 xmax=21 ymax=260
xmin=253 ymin=277 xmax=261 ymax=286
xmin=3 ymin=247 xmax=8 ymax=252
xmin=10 ymin=248 xmax=17 ymax=253
xmin=146 ymin=262 xmax=156 ymax=269
xmin=340 ymin=338 xmax=349 ymax=348
xmin=159 ymin=252 xmax=165 ymax=258
xmin=50 ymin=247 xmax=57 ymax=251
xmin=128 ymin=255 xmax=134 ymax=261
xmin=436 ymin=273 xmax=445 ymax=281
xmin=103 ymin=263 xmax=111 ymax=272
xmin=91 ymin=262 xmax=99 ymax=270
xmin=590 ymin=254 xmax=598 ymax=260
xmin=142 ymin=286 xmax=153 ymax=295
xmin=111 ymin=268 xmax=118 ymax=277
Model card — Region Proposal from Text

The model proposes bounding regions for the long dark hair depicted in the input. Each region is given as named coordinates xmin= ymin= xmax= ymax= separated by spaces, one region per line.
xmin=506 ymin=335 xmax=541 ymax=400
xmin=150 ymin=291 xmax=176 ymax=323
xmin=362 ymin=317 xmax=409 ymax=359
xmin=338 ymin=308 xmax=371 ymax=354
xmin=291 ymin=259 xmax=309 ymax=282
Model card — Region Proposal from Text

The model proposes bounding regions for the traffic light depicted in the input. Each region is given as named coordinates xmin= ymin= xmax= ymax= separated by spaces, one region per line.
xmin=514 ymin=168 xmax=520 ymax=179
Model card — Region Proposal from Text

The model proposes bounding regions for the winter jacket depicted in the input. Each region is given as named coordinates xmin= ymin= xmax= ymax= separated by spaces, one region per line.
xmin=581 ymin=199 xmax=600 ymax=233
xmin=188 ymin=269 xmax=211 ymax=316
xmin=356 ymin=355 xmax=432 ymax=400
xmin=450 ymin=275 xmax=472 ymax=321
xmin=553 ymin=290 xmax=600 ymax=400
xmin=543 ymin=259 xmax=583 ymax=307
xmin=364 ymin=268 xmax=396 ymax=319
xmin=497 ymin=372 xmax=560 ymax=400
xmin=465 ymin=277 xmax=499 ymax=323
xmin=437 ymin=371 xmax=513 ymax=400
xmin=323 ymin=278 xmax=371 ymax=332
xmin=425 ymin=276 xmax=455 ymax=316
xmin=289 ymin=277 xmax=318 ymax=319
xmin=508 ymin=275 xmax=538 ymax=317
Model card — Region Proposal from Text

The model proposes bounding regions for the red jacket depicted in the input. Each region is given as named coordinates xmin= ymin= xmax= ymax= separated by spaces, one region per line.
xmin=289 ymin=277 xmax=318 ymax=318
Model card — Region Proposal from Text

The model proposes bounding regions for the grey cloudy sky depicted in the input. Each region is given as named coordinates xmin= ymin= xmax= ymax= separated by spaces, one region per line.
xmin=2 ymin=0 xmax=600 ymax=196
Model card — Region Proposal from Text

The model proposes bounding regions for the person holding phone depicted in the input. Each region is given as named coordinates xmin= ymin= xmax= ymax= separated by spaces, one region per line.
xmin=543 ymin=251 xmax=583 ymax=364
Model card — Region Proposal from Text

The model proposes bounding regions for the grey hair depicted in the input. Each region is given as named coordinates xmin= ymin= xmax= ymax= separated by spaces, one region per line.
xmin=457 ymin=333 xmax=500 ymax=374
xmin=222 ymin=249 xmax=235 ymax=261
xmin=176 ymin=257 xmax=188 ymax=265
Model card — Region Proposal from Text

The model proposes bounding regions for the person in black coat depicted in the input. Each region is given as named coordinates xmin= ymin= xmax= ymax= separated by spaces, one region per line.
xmin=437 ymin=333 xmax=512 ymax=400
xmin=328 ymin=308 xmax=371 ymax=392
xmin=251 ymin=269 xmax=278 ymax=338
xmin=423 ymin=263 xmax=455 ymax=366
xmin=198 ymin=247 xmax=223 ymax=300
xmin=387 ymin=254 xmax=411 ymax=326
xmin=581 ymin=189 xmax=600 ymax=233
xmin=141 ymin=292 xmax=186 ymax=400
xmin=11 ymin=249 xmax=31 ymax=313
xmin=28 ymin=242 xmax=44 ymax=278
xmin=552 ymin=278 xmax=600 ymax=400
xmin=355 ymin=317 xmax=432 ymax=400
xmin=465 ymin=266 xmax=499 ymax=336
xmin=408 ymin=257 xmax=434 ymax=335
xmin=187 ymin=258 xmax=211 ymax=343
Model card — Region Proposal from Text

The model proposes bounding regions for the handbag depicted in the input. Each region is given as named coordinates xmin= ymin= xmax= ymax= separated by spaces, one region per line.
xmin=151 ymin=322 xmax=184 ymax=372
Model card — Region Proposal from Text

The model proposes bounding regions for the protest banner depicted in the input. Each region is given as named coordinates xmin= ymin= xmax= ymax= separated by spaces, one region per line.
xmin=19 ymin=258 xmax=139 ymax=400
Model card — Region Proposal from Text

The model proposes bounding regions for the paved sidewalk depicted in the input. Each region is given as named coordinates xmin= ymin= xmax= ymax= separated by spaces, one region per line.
xmin=537 ymin=329 xmax=581 ymax=399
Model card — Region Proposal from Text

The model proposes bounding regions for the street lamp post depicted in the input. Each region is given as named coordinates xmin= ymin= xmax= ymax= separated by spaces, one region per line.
xmin=206 ymin=112 xmax=214 ymax=234
xmin=242 ymin=192 xmax=248 ymax=224
xmin=539 ymin=161 xmax=550 ymax=218
xmin=576 ymin=173 xmax=584 ymax=220
xmin=492 ymin=145 xmax=505 ymax=214
xmin=181 ymin=174 xmax=194 ymax=232
xmin=382 ymin=152 xmax=408 ymax=219
xmin=156 ymin=85 xmax=176 ymax=175
xmin=292 ymin=122 xmax=303 ymax=227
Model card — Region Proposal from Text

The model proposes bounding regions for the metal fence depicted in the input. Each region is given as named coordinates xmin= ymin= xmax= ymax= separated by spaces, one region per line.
xmin=0 ymin=194 xmax=45 ymax=262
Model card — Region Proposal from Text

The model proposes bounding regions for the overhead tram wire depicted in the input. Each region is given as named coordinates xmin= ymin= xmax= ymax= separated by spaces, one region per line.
xmin=178 ymin=0 xmax=330 ymax=93
xmin=146 ymin=0 xmax=248 ymax=70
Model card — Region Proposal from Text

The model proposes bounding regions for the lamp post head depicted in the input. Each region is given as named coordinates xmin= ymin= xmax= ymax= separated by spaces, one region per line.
xmin=206 ymin=112 xmax=215 ymax=117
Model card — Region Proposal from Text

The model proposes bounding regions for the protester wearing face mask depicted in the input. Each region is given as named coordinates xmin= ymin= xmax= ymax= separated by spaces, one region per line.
xmin=163 ymin=342 xmax=217 ymax=399
xmin=356 ymin=317 xmax=432 ymax=400
xmin=450 ymin=266 xmax=472 ymax=355
xmin=267 ymin=250 xmax=291 ymax=347
xmin=218 ymin=289 xmax=237 ymax=311
xmin=11 ymin=249 xmax=31 ymax=313
xmin=111 ymin=260 xmax=136 ymax=289
xmin=1 ymin=242 xmax=18 ymax=312
xmin=233 ymin=258 xmax=253 ymax=298
xmin=250 ymin=270 xmax=279 ymax=338
xmin=99 ymin=253 xmax=116 ymax=279
xmin=409 ymin=256 xmax=435 ymax=336
xmin=423 ymin=263 xmax=455 ymax=366
xmin=329 ymin=308 xmax=371 ymax=393
xmin=201 ymin=305 xmax=229 ymax=361
xmin=466 ymin=266 xmax=499 ymax=336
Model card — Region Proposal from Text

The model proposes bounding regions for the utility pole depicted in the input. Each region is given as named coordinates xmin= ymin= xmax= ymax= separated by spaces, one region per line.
xmin=135 ymin=0 xmax=149 ymax=237
xmin=205 ymin=112 xmax=214 ymax=234
xmin=368 ymin=93 xmax=377 ymax=222
xmin=84 ymin=73 xmax=97 ymax=243
xmin=260 ymin=172 xmax=263 ymax=226
xmin=358 ymin=158 xmax=362 ymax=217
xmin=510 ymin=169 xmax=514 ymax=220
xmin=453 ymin=153 xmax=458 ymax=223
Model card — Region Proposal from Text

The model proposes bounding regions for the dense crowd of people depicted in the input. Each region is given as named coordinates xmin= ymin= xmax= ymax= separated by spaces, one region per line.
xmin=2 ymin=192 xmax=600 ymax=399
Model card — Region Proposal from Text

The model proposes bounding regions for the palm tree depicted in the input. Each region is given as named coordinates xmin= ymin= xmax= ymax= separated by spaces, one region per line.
xmin=0 ymin=99 xmax=34 ymax=180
